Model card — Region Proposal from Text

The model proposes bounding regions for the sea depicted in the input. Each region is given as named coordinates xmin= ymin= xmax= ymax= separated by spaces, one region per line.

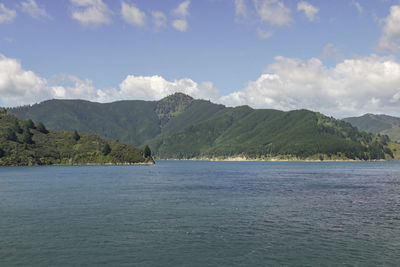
xmin=0 ymin=161 xmax=399 ymax=266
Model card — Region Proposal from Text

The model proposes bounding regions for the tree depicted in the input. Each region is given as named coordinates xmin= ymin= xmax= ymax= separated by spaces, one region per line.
xmin=25 ymin=119 xmax=35 ymax=129
xmin=5 ymin=128 xmax=17 ymax=142
xmin=13 ymin=120 xmax=23 ymax=134
xmin=144 ymin=145 xmax=151 ymax=158
xmin=36 ymin=122 xmax=49 ymax=134
xmin=0 ymin=147 xmax=4 ymax=158
xmin=102 ymin=143 xmax=111 ymax=156
xmin=23 ymin=127 xmax=34 ymax=144
xmin=73 ymin=130 xmax=80 ymax=141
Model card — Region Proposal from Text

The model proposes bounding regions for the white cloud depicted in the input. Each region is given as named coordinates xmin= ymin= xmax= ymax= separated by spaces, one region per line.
xmin=119 ymin=75 xmax=219 ymax=101
xmin=172 ymin=0 xmax=190 ymax=17
xmin=254 ymin=0 xmax=292 ymax=26
xmin=0 ymin=54 xmax=219 ymax=107
xmin=171 ymin=1 xmax=190 ymax=32
xmin=5 ymin=53 xmax=400 ymax=118
xmin=351 ymin=1 xmax=363 ymax=14
xmin=257 ymin=28 xmax=273 ymax=39
xmin=0 ymin=54 xmax=51 ymax=106
xmin=152 ymin=11 xmax=166 ymax=29
xmin=70 ymin=0 xmax=111 ymax=27
xmin=172 ymin=19 xmax=188 ymax=32
xmin=297 ymin=1 xmax=319 ymax=22
xmin=0 ymin=3 xmax=16 ymax=24
xmin=121 ymin=1 xmax=146 ymax=27
xmin=378 ymin=5 xmax=400 ymax=52
xmin=20 ymin=0 xmax=50 ymax=19
xmin=235 ymin=0 xmax=247 ymax=18
xmin=221 ymin=55 xmax=400 ymax=117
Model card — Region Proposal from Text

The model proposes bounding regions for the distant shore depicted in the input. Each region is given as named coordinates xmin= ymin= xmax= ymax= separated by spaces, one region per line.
xmin=155 ymin=156 xmax=389 ymax=162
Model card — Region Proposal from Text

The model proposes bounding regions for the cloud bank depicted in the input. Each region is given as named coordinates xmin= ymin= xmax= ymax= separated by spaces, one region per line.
xmin=2 ymin=54 xmax=400 ymax=118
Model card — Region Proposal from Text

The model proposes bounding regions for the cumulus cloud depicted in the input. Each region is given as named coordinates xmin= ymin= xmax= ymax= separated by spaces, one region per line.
xmin=70 ymin=0 xmax=111 ymax=27
xmin=4 ymin=53 xmax=400 ymax=118
xmin=378 ymin=5 xmax=400 ymax=52
xmin=0 ymin=3 xmax=16 ymax=24
xmin=221 ymin=55 xmax=400 ymax=117
xmin=297 ymin=1 xmax=319 ymax=22
xmin=152 ymin=11 xmax=166 ymax=29
xmin=20 ymin=0 xmax=50 ymax=19
xmin=121 ymin=1 xmax=146 ymax=27
xmin=0 ymin=54 xmax=219 ymax=107
xmin=254 ymin=0 xmax=292 ymax=26
xmin=171 ymin=1 xmax=190 ymax=32
xmin=119 ymin=75 xmax=219 ymax=101
xmin=0 ymin=54 xmax=51 ymax=106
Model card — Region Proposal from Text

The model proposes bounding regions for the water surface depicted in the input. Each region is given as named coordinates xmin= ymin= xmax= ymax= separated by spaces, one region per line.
xmin=1 ymin=161 xmax=400 ymax=266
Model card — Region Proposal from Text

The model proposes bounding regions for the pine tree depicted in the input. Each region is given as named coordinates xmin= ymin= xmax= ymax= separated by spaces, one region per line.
xmin=23 ymin=127 xmax=34 ymax=144
xmin=144 ymin=145 xmax=151 ymax=158
xmin=73 ymin=130 xmax=80 ymax=141
xmin=13 ymin=120 xmax=23 ymax=134
xmin=0 ymin=147 xmax=4 ymax=158
xmin=102 ymin=143 xmax=111 ymax=155
xmin=36 ymin=122 xmax=49 ymax=134
xmin=6 ymin=128 xmax=17 ymax=142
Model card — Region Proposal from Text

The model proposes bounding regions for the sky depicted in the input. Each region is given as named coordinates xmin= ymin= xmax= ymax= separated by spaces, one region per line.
xmin=0 ymin=0 xmax=400 ymax=117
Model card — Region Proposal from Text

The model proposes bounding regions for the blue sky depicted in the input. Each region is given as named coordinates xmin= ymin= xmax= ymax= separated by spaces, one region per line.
xmin=1 ymin=0 xmax=400 ymax=117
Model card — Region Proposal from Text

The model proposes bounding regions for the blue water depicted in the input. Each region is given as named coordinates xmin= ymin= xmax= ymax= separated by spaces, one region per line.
xmin=1 ymin=161 xmax=400 ymax=266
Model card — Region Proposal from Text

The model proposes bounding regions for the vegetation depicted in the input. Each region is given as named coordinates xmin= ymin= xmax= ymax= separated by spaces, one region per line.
xmin=344 ymin=114 xmax=400 ymax=142
xmin=73 ymin=130 xmax=80 ymax=141
xmin=102 ymin=143 xmax=111 ymax=156
xmin=144 ymin=145 xmax=151 ymax=158
xmin=0 ymin=113 xmax=154 ymax=166
xmin=36 ymin=122 xmax=49 ymax=134
xmin=7 ymin=93 xmax=398 ymax=161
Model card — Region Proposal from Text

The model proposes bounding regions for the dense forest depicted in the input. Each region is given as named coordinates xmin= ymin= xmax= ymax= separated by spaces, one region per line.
xmin=8 ymin=93 xmax=398 ymax=161
xmin=0 ymin=109 xmax=153 ymax=166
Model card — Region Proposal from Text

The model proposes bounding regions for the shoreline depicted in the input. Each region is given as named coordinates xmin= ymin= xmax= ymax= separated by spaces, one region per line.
xmin=0 ymin=161 xmax=155 ymax=167
xmin=154 ymin=157 xmax=389 ymax=162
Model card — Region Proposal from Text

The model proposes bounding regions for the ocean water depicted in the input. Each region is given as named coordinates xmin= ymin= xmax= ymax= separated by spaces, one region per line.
xmin=0 ymin=161 xmax=400 ymax=266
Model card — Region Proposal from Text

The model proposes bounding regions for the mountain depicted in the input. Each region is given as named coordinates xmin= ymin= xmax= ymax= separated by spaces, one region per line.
xmin=0 ymin=109 xmax=153 ymax=166
xmin=8 ymin=93 xmax=398 ymax=161
xmin=343 ymin=114 xmax=400 ymax=142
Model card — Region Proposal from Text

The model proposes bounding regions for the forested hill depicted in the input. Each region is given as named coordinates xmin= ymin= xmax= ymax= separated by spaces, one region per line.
xmin=8 ymin=93 xmax=398 ymax=161
xmin=0 ymin=110 xmax=153 ymax=166
xmin=343 ymin=114 xmax=400 ymax=142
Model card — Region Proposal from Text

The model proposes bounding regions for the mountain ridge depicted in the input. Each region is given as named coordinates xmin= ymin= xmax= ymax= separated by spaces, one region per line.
xmin=7 ymin=93 xmax=398 ymax=161
xmin=343 ymin=113 xmax=400 ymax=142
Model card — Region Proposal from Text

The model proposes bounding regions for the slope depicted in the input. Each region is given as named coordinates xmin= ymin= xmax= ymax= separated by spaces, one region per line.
xmin=343 ymin=114 xmax=400 ymax=142
xmin=0 ymin=110 xmax=153 ymax=166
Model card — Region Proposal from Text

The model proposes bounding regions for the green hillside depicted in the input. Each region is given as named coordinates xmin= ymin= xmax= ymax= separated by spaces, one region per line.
xmin=343 ymin=114 xmax=400 ymax=142
xmin=0 ymin=110 xmax=153 ymax=166
xmin=8 ymin=93 xmax=397 ymax=161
